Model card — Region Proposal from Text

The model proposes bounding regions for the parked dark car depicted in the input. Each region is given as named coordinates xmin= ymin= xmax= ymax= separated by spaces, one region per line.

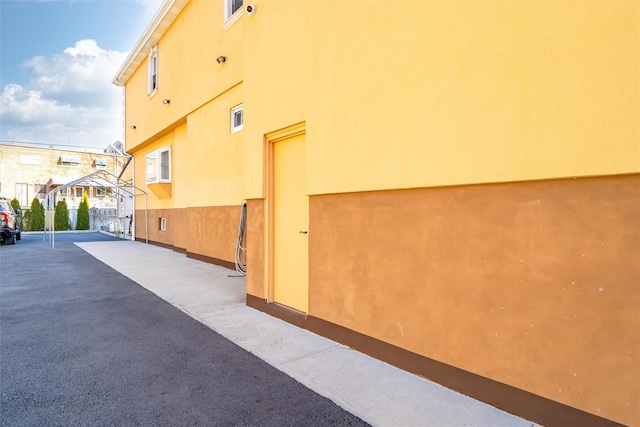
xmin=0 ymin=197 xmax=21 ymax=245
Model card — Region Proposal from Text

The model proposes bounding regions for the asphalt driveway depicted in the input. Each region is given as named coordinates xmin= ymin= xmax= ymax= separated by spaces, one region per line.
xmin=0 ymin=233 xmax=368 ymax=426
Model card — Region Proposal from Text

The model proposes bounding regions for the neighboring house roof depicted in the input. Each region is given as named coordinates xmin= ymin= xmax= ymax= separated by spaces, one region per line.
xmin=0 ymin=141 xmax=115 ymax=155
xmin=112 ymin=0 xmax=189 ymax=87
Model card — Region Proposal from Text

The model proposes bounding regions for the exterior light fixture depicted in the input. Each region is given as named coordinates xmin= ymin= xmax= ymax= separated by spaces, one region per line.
xmin=162 ymin=99 xmax=171 ymax=104
xmin=216 ymin=56 xmax=226 ymax=64
xmin=130 ymin=125 xmax=136 ymax=130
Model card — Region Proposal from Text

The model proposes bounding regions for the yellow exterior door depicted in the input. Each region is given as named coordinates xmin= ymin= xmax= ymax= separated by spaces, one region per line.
xmin=273 ymin=133 xmax=309 ymax=313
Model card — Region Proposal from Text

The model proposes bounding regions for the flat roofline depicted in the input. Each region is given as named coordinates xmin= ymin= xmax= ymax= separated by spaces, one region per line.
xmin=0 ymin=141 xmax=119 ymax=155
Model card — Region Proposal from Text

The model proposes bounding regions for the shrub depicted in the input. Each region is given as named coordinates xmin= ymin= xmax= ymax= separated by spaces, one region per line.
xmin=28 ymin=198 xmax=45 ymax=231
xmin=76 ymin=192 xmax=90 ymax=230
xmin=54 ymin=198 xmax=70 ymax=231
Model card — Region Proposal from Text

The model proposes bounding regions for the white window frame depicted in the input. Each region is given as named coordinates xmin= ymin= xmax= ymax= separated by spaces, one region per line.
xmin=231 ymin=104 xmax=244 ymax=133
xmin=145 ymin=146 xmax=171 ymax=183
xmin=223 ymin=0 xmax=243 ymax=28
xmin=60 ymin=155 xmax=81 ymax=167
xmin=74 ymin=187 xmax=84 ymax=198
xmin=159 ymin=217 xmax=167 ymax=232
xmin=15 ymin=183 xmax=28 ymax=206
xmin=20 ymin=154 xmax=41 ymax=165
xmin=96 ymin=186 xmax=107 ymax=197
xmin=148 ymin=45 xmax=158 ymax=96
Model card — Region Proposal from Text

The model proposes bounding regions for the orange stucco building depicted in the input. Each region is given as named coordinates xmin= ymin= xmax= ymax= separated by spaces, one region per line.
xmin=113 ymin=1 xmax=639 ymax=425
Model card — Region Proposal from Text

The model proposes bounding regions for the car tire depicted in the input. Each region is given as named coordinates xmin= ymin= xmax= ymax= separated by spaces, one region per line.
xmin=16 ymin=232 xmax=21 ymax=241
xmin=6 ymin=233 xmax=16 ymax=245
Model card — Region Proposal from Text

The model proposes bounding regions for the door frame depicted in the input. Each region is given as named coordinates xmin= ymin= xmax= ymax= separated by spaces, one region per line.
xmin=264 ymin=122 xmax=307 ymax=309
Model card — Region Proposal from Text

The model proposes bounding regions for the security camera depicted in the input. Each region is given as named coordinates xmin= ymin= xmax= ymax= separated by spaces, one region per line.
xmin=245 ymin=4 xmax=256 ymax=15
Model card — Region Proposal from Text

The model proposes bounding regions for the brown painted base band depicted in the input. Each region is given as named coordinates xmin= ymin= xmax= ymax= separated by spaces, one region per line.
xmin=246 ymin=294 xmax=625 ymax=427
xmin=186 ymin=252 xmax=236 ymax=271
xmin=136 ymin=237 xmax=173 ymax=250
xmin=135 ymin=238 xmax=236 ymax=271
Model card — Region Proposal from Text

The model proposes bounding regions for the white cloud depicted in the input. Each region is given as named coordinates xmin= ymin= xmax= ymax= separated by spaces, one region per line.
xmin=0 ymin=39 xmax=127 ymax=149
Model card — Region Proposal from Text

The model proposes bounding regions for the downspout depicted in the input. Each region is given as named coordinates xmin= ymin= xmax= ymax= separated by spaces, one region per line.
xmin=145 ymin=192 xmax=148 ymax=244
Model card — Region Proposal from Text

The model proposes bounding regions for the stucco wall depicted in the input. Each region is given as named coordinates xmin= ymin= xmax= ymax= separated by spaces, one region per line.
xmin=136 ymin=205 xmax=240 ymax=266
xmin=243 ymin=0 xmax=639 ymax=197
xmin=305 ymin=174 xmax=639 ymax=426
xmin=119 ymin=1 xmax=639 ymax=424
xmin=186 ymin=205 xmax=240 ymax=265
xmin=246 ymin=199 xmax=265 ymax=298
xmin=136 ymin=208 xmax=174 ymax=247
xmin=124 ymin=0 xmax=244 ymax=153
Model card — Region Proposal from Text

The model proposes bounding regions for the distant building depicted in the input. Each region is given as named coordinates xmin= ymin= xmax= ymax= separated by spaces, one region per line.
xmin=0 ymin=142 xmax=133 ymax=231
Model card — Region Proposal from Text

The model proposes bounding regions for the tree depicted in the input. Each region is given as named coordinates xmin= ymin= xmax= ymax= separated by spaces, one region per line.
xmin=28 ymin=198 xmax=45 ymax=231
xmin=54 ymin=198 xmax=70 ymax=231
xmin=76 ymin=192 xmax=90 ymax=230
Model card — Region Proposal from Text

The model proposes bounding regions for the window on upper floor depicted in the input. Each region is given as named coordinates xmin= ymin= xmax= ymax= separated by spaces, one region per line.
xmin=20 ymin=154 xmax=41 ymax=165
xmin=146 ymin=146 xmax=171 ymax=183
xmin=94 ymin=159 xmax=107 ymax=169
xmin=60 ymin=155 xmax=81 ymax=167
xmin=224 ymin=0 xmax=243 ymax=26
xmin=231 ymin=104 xmax=244 ymax=133
xmin=148 ymin=45 xmax=158 ymax=96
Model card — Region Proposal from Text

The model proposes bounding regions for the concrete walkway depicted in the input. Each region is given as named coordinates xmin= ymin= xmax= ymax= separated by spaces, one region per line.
xmin=78 ymin=240 xmax=537 ymax=427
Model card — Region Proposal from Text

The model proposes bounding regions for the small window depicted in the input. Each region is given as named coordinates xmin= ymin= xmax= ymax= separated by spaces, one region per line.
xmin=96 ymin=187 xmax=107 ymax=196
xmin=148 ymin=45 xmax=158 ymax=96
xmin=231 ymin=104 xmax=243 ymax=133
xmin=75 ymin=187 xmax=84 ymax=198
xmin=60 ymin=155 xmax=81 ymax=167
xmin=160 ymin=149 xmax=170 ymax=181
xmin=159 ymin=217 xmax=167 ymax=232
xmin=146 ymin=147 xmax=171 ymax=183
xmin=94 ymin=159 xmax=107 ymax=169
xmin=15 ymin=183 xmax=28 ymax=206
xmin=20 ymin=154 xmax=41 ymax=165
xmin=146 ymin=153 xmax=157 ymax=183
xmin=225 ymin=0 xmax=243 ymax=21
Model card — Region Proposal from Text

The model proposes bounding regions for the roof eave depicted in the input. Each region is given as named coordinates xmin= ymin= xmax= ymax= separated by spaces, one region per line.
xmin=112 ymin=0 xmax=189 ymax=87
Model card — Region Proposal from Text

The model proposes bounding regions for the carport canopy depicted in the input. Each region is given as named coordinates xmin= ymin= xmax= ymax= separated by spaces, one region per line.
xmin=44 ymin=170 xmax=148 ymax=248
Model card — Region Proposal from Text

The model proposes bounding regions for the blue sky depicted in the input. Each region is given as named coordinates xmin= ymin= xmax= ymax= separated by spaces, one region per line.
xmin=0 ymin=0 xmax=162 ymax=149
